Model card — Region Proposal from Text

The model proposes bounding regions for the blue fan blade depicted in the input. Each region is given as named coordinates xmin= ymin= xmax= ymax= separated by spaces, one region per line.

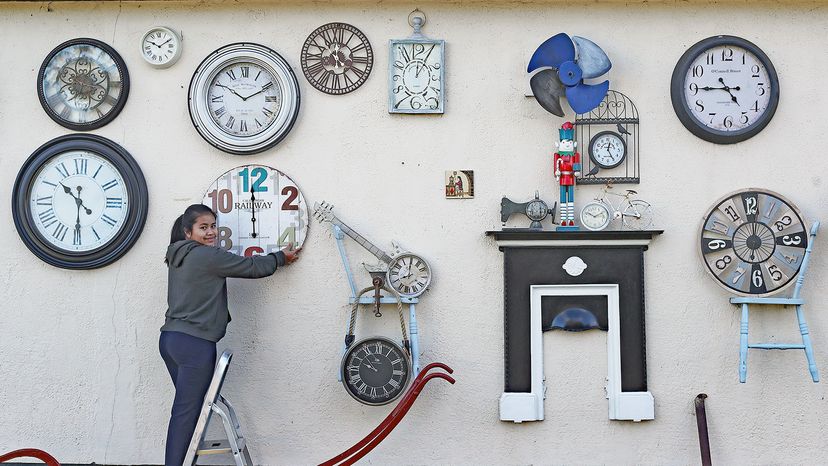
xmin=529 ymin=68 xmax=566 ymax=117
xmin=572 ymin=36 xmax=611 ymax=78
xmin=527 ymin=33 xmax=575 ymax=73
xmin=565 ymin=80 xmax=609 ymax=114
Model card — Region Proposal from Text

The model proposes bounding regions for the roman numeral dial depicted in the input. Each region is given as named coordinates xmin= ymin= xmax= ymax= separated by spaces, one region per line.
xmin=342 ymin=337 xmax=411 ymax=405
xmin=300 ymin=22 xmax=374 ymax=95
xmin=207 ymin=62 xmax=283 ymax=137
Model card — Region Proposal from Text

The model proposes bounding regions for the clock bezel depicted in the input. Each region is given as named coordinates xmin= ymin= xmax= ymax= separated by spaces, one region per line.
xmin=139 ymin=26 xmax=182 ymax=69
xmin=587 ymin=130 xmax=627 ymax=169
xmin=37 ymin=37 xmax=130 ymax=131
xmin=12 ymin=134 xmax=148 ymax=269
xmin=300 ymin=22 xmax=374 ymax=95
xmin=340 ymin=335 xmax=412 ymax=406
xmin=387 ymin=252 xmax=432 ymax=298
xmin=388 ymin=38 xmax=445 ymax=114
xmin=670 ymin=35 xmax=779 ymax=145
xmin=188 ymin=42 xmax=301 ymax=155
xmin=580 ymin=201 xmax=611 ymax=231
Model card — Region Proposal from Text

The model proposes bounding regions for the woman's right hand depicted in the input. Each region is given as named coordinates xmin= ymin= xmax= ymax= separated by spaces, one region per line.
xmin=283 ymin=244 xmax=301 ymax=264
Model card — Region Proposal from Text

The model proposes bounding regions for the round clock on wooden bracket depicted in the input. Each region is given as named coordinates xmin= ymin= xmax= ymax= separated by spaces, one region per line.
xmin=12 ymin=134 xmax=148 ymax=269
xmin=202 ymin=165 xmax=308 ymax=257
xmin=699 ymin=189 xmax=807 ymax=296
xmin=671 ymin=35 xmax=779 ymax=144
xmin=37 ymin=38 xmax=130 ymax=131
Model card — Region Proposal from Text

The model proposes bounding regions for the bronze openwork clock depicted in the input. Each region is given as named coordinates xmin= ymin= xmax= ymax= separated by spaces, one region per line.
xmin=37 ymin=38 xmax=130 ymax=131
xmin=300 ymin=22 xmax=373 ymax=95
xmin=12 ymin=134 xmax=148 ymax=269
xmin=699 ymin=189 xmax=807 ymax=296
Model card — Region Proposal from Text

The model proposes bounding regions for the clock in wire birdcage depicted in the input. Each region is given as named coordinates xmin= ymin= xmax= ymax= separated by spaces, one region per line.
xmin=575 ymin=90 xmax=640 ymax=185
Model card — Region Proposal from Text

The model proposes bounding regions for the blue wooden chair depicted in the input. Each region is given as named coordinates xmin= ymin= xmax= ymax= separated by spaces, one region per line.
xmin=730 ymin=222 xmax=820 ymax=383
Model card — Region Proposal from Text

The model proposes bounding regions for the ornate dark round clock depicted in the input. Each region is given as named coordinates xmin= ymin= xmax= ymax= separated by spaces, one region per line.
xmin=37 ymin=38 xmax=130 ymax=131
xmin=588 ymin=130 xmax=626 ymax=169
xmin=300 ymin=22 xmax=373 ymax=95
xmin=671 ymin=35 xmax=779 ymax=144
xmin=699 ymin=189 xmax=807 ymax=296
xmin=12 ymin=134 xmax=148 ymax=269
xmin=341 ymin=336 xmax=411 ymax=406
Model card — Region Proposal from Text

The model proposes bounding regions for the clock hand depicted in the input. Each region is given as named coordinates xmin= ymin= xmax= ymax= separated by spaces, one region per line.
xmin=159 ymin=38 xmax=172 ymax=46
xmin=240 ymin=87 xmax=269 ymax=101
xmin=214 ymin=83 xmax=245 ymax=100
xmin=250 ymin=187 xmax=257 ymax=239
xmin=76 ymin=186 xmax=93 ymax=215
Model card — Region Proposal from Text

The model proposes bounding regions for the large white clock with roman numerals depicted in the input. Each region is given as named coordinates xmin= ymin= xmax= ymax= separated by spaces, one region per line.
xmin=189 ymin=43 xmax=300 ymax=155
xmin=699 ymin=189 xmax=807 ymax=297
xmin=671 ymin=35 xmax=779 ymax=144
xmin=13 ymin=135 xmax=148 ymax=269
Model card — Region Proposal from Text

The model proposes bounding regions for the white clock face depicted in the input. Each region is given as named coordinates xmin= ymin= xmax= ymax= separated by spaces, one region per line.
xmin=207 ymin=62 xmax=283 ymax=137
xmin=141 ymin=27 xmax=181 ymax=67
xmin=589 ymin=132 xmax=626 ymax=169
xmin=203 ymin=165 xmax=307 ymax=257
xmin=388 ymin=253 xmax=431 ymax=297
xmin=580 ymin=202 xmax=610 ymax=231
xmin=390 ymin=40 xmax=444 ymax=113
xmin=30 ymin=151 xmax=128 ymax=252
xmin=682 ymin=45 xmax=773 ymax=133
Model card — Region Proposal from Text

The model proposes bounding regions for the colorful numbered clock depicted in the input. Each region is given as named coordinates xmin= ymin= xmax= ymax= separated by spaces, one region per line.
xmin=588 ymin=131 xmax=626 ymax=169
xmin=389 ymin=10 xmax=444 ymax=114
xmin=37 ymin=38 xmax=130 ymax=131
xmin=699 ymin=189 xmax=807 ymax=296
xmin=139 ymin=26 xmax=182 ymax=68
xmin=202 ymin=165 xmax=308 ymax=257
xmin=300 ymin=22 xmax=373 ymax=95
xmin=12 ymin=134 xmax=148 ymax=269
xmin=189 ymin=43 xmax=301 ymax=155
xmin=671 ymin=35 xmax=779 ymax=144
xmin=341 ymin=336 xmax=411 ymax=405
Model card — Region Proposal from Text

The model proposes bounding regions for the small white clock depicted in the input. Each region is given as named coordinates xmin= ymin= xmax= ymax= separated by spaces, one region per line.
xmin=580 ymin=202 xmax=611 ymax=231
xmin=140 ymin=26 xmax=182 ymax=68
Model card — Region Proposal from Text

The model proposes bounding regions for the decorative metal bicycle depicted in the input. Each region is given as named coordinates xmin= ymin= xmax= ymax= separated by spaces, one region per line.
xmin=579 ymin=184 xmax=653 ymax=231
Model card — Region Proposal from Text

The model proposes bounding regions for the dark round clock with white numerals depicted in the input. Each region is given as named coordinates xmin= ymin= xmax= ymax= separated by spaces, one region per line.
xmin=38 ymin=38 xmax=130 ymax=131
xmin=699 ymin=189 xmax=807 ymax=297
xmin=341 ymin=336 xmax=411 ymax=406
xmin=12 ymin=134 xmax=148 ymax=269
xmin=300 ymin=22 xmax=373 ymax=95
xmin=671 ymin=35 xmax=779 ymax=144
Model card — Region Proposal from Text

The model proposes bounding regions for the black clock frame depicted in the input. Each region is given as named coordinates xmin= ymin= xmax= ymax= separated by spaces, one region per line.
xmin=588 ymin=130 xmax=627 ymax=169
xmin=670 ymin=35 xmax=779 ymax=145
xmin=300 ymin=22 xmax=374 ymax=95
xmin=37 ymin=38 xmax=130 ymax=131
xmin=12 ymin=134 xmax=148 ymax=269
xmin=340 ymin=336 xmax=411 ymax=406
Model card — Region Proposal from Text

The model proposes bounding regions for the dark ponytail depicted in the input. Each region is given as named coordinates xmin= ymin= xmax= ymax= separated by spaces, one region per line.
xmin=166 ymin=204 xmax=218 ymax=264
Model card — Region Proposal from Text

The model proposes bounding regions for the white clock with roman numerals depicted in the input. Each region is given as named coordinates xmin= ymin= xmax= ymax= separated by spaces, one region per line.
xmin=140 ymin=26 xmax=182 ymax=68
xmin=13 ymin=135 xmax=148 ymax=269
xmin=188 ymin=43 xmax=300 ymax=155
xmin=671 ymin=35 xmax=779 ymax=144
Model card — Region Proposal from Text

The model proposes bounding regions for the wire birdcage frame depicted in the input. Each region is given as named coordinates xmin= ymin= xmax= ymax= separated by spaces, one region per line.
xmin=575 ymin=90 xmax=640 ymax=184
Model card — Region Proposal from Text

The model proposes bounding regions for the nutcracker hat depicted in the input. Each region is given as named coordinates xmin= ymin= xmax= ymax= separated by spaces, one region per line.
xmin=559 ymin=121 xmax=575 ymax=141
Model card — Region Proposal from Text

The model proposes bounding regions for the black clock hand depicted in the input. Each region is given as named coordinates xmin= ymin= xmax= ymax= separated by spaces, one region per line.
xmin=250 ymin=187 xmax=257 ymax=239
xmin=159 ymin=38 xmax=172 ymax=46
xmin=718 ymin=78 xmax=740 ymax=104
xmin=240 ymin=87 xmax=268 ymax=101
xmin=214 ymin=83 xmax=245 ymax=100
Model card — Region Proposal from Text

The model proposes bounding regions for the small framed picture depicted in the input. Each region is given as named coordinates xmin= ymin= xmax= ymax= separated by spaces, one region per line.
xmin=445 ymin=170 xmax=474 ymax=199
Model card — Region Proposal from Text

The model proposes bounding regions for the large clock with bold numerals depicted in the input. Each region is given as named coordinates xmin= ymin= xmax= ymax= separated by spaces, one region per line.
xmin=699 ymin=189 xmax=807 ymax=296
xmin=671 ymin=35 xmax=779 ymax=144
xmin=12 ymin=134 xmax=148 ymax=269
xmin=38 ymin=38 xmax=130 ymax=131
xmin=189 ymin=43 xmax=300 ymax=155
xmin=389 ymin=38 xmax=444 ymax=114
xmin=300 ymin=22 xmax=373 ymax=95
xmin=341 ymin=336 xmax=411 ymax=405
xmin=202 ymin=165 xmax=308 ymax=257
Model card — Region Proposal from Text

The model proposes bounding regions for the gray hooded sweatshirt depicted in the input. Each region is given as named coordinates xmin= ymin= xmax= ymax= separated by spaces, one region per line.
xmin=161 ymin=240 xmax=286 ymax=342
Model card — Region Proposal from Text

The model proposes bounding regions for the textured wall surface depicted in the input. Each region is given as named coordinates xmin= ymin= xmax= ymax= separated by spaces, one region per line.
xmin=1 ymin=1 xmax=827 ymax=464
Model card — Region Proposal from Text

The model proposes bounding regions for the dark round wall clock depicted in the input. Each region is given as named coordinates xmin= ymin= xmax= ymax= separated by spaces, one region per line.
xmin=300 ymin=22 xmax=373 ymax=95
xmin=341 ymin=336 xmax=411 ymax=405
xmin=671 ymin=35 xmax=779 ymax=144
xmin=37 ymin=38 xmax=130 ymax=131
xmin=699 ymin=189 xmax=807 ymax=296
xmin=12 ymin=134 xmax=148 ymax=269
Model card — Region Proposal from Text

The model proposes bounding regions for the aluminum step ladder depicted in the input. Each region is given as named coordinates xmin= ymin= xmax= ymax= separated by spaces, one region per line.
xmin=730 ymin=221 xmax=820 ymax=383
xmin=183 ymin=350 xmax=254 ymax=466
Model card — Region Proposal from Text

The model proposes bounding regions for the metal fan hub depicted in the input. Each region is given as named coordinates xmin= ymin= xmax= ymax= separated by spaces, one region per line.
xmin=558 ymin=61 xmax=582 ymax=86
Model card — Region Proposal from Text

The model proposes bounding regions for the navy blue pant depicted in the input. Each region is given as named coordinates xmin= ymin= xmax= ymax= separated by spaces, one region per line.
xmin=159 ymin=331 xmax=217 ymax=466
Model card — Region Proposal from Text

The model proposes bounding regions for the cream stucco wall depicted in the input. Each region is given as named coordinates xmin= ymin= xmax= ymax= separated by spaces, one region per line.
xmin=2 ymin=1 xmax=828 ymax=464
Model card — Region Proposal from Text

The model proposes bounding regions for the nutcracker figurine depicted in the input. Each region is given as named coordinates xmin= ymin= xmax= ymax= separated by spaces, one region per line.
xmin=553 ymin=121 xmax=581 ymax=230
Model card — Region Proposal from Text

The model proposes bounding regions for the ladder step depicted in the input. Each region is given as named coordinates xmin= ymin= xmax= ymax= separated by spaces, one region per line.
xmin=748 ymin=344 xmax=806 ymax=350
xmin=197 ymin=438 xmax=246 ymax=456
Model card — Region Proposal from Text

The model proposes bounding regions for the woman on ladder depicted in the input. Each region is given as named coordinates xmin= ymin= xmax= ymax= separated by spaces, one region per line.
xmin=159 ymin=204 xmax=300 ymax=466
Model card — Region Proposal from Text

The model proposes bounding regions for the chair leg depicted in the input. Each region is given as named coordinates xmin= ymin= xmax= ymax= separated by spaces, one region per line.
xmin=740 ymin=304 xmax=749 ymax=383
xmin=795 ymin=305 xmax=820 ymax=383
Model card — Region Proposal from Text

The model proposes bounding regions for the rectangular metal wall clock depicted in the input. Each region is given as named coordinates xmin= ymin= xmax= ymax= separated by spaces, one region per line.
xmin=389 ymin=10 xmax=445 ymax=114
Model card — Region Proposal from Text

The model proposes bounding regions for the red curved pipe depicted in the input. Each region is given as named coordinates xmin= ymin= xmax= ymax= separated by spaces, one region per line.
xmin=320 ymin=363 xmax=455 ymax=466
xmin=0 ymin=449 xmax=60 ymax=466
